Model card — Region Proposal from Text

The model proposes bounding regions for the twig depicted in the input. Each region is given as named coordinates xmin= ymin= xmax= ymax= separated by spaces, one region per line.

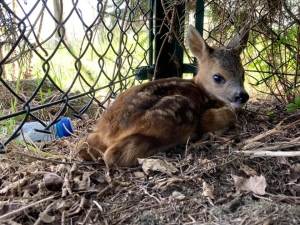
xmin=239 ymin=215 xmax=249 ymax=225
xmin=0 ymin=195 xmax=56 ymax=220
xmin=244 ymin=116 xmax=300 ymax=145
xmin=266 ymin=192 xmax=300 ymax=200
xmin=244 ymin=142 xmax=300 ymax=152
xmin=33 ymin=201 xmax=57 ymax=225
xmin=140 ymin=186 xmax=162 ymax=204
xmin=238 ymin=150 xmax=300 ymax=158
xmin=153 ymin=177 xmax=184 ymax=190
xmin=252 ymin=208 xmax=279 ymax=225
xmin=239 ymin=137 xmax=300 ymax=158
xmin=62 ymin=173 xmax=72 ymax=197
xmin=14 ymin=151 xmax=104 ymax=166
xmin=93 ymin=200 xmax=104 ymax=212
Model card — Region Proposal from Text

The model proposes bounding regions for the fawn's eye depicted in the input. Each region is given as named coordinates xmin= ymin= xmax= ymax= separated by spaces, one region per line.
xmin=213 ymin=74 xmax=226 ymax=84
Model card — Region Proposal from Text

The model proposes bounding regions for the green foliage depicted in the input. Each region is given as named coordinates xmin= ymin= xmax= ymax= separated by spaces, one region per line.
xmin=0 ymin=111 xmax=16 ymax=139
xmin=15 ymin=139 xmax=54 ymax=157
xmin=286 ymin=96 xmax=300 ymax=112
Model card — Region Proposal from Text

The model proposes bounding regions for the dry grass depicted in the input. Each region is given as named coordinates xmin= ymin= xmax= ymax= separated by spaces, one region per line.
xmin=1 ymin=99 xmax=300 ymax=224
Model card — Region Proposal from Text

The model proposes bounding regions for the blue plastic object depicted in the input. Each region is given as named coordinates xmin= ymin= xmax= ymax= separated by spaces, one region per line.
xmin=55 ymin=117 xmax=74 ymax=139
xmin=19 ymin=117 xmax=74 ymax=142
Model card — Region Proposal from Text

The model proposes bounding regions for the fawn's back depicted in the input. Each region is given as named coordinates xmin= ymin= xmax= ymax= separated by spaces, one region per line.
xmin=76 ymin=24 xmax=250 ymax=167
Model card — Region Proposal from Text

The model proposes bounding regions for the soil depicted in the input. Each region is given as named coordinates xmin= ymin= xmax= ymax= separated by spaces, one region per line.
xmin=1 ymin=99 xmax=300 ymax=225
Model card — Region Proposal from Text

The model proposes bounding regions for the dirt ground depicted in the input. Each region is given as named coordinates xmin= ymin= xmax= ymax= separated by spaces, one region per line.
xmin=1 ymin=99 xmax=300 ymax=225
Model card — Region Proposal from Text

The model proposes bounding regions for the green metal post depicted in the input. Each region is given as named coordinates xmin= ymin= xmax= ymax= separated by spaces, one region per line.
xmin=154 ymin=0 xmax=185 ymax=79
xmin=182 ymin=0 xmax=205 ymax=75
xmin=195 ymin=0 xmax=204 ymax=36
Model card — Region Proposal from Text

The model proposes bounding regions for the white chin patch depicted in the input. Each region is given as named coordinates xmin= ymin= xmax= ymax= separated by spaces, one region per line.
xmin=216 ymin=96 xmax=245 ymax=109
xmin=230 ymin=102 xmax=245 ymax=109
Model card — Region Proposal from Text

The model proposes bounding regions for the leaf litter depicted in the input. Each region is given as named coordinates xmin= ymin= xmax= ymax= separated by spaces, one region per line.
xmin=1 ymin=100 xmax=300 ymax=224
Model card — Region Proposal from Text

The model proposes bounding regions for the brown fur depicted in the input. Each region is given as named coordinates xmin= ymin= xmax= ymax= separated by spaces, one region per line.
xmin=75 ymin=24 xmax=250 ymax=167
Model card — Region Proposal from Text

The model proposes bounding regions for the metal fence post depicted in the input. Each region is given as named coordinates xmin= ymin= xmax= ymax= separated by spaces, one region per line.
xmin=154 ymin=0 xmax=185 ymax=79
xmin=153 ymin=0 xmax=205 ymax=78
xmin=181 ymin=0 xmax=205 ymax=75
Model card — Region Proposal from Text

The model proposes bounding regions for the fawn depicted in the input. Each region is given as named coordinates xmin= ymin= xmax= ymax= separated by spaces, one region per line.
xmin=76 ymin=24 xmax=250 ymax=167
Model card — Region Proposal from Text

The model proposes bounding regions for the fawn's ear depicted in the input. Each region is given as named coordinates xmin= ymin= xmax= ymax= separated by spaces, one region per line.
xmin=187 ymin=25 xmax=211 ymax=61
xmin=226 ymin=22 xmax=251 ymax=55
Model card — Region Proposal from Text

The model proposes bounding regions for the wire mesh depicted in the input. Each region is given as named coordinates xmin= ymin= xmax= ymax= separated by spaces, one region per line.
xmin=0 ymin=0 xmax=152 ymax=150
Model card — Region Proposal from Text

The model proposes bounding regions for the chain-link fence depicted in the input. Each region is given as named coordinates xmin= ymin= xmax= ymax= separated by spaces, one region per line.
xmin=0 ymin=0 xmax=153 ymax=150
xmin=0 ymin=0 xmax=299 ymax=150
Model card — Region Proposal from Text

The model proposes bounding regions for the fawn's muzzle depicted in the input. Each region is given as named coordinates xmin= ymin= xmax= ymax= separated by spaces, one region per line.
xmin=233 ymin=91 xmax=249 ymax=104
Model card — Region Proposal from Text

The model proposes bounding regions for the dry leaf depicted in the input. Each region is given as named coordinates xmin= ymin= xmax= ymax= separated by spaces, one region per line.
xmin=232 ymin=174 xmax=267 ymax=195
xmin=74 ymin=172 xmax=92 ymax=191
xmin=44 ymin=173 xmax=63 ymax=192
xmin=55 ymin=199 xmax=73 ymax=212
xmin=138 ymin=158 xmax=178 ymax=175
xmin=133 ymin=171 xmax=145 ymax=178
xmin=186 ymin=154 xmax=193 ymax=162
xmin=39 ymin=212 xmax=55 ymax=223
xmin=287 ymin=163 xmax=300 ymax=196
xmin=202 ymin=181 xmax=215 ymax=199
xmin=0 ymin=219 xmax=21 ymax=225
xmin=198 ymin=158 xmax=216 ymax=170
xmin=172 ymin=191 xmax=185 ymax=200
xmin=0 ymin=203 xmax=24 ymax=216
xmin=239 ymin=165 xmax=258 ymax=176
xmin=278 ymin=157 xmax=290 ymax=165
xmin=0 ymin=178 xmax=30 ymax=195
xmin=289 ymin=163 xmax=300 ymax=183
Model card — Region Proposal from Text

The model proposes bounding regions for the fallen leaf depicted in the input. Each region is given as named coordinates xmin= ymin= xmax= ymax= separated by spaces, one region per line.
xmin=288 ymin=163 xmax=300 ymax=196
xmin=185 ymin=154 xmax=193 ymax=162
xmin=39 ymin=212 xmax=55 ymax=223
xmin=202 ymin=181 xmax=215 ymax=199
xmin=56 ymin=164 xmax=69 ymax=175
xmin=74 ymin=172 xmax=92 ymax=191
xmin=198 ymin=158 xmax=216 ymax=170
xmin=0 ymin=178 xmax=30 ymax=195
xmin=133 ymin=171 xmax=145 ymax=178
xmin=0 ymin=203 xmax=24 ymax=216
xmin=232 ymin=174 xmax=267 ymax=195
xmin=290 ymin=164 xmax=300 ymax=182
xmin=55 ymin=199 xmax=74 ymax=212
xmin=138 ymin=158 xmax=178 ymax=175
xmin=0 ymin=219 xmax=21 ymax=225
xmin=278 ymin=157 xmax=290 ymax=165
xmin=44 ymin=173 xmax=63 ymax=192
xmin=239 ymin=165 xmax=258 ymax=176
xmin=172 ymin=191 xmax=185 ymax=200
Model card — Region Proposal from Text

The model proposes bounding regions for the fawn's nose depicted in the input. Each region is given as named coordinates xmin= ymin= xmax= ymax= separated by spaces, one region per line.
xmin=234 ymin=91 xmax=249 ymax=104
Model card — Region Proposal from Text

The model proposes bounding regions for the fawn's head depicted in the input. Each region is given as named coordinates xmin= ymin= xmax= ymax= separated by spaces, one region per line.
xmin=187 ymin=24 xmax=250 ymax=108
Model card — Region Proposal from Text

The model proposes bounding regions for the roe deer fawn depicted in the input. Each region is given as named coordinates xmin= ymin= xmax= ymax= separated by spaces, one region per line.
xmin=76 ymin=24 xmax=250 ymax=167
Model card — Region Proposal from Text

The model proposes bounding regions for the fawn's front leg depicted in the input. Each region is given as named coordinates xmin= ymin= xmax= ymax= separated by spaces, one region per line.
xmin=199 ymin=108 xmax=237 ymax=135
xmin=76 ymin=132 xmax=107 ymax=160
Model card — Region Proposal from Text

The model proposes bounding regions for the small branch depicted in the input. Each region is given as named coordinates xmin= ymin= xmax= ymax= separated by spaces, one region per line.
xmin=0 ymin=195 xmax=56 ymax=220
xmin=14 ymin=151 xmax=104 ymax=166
xmin=244 ymin=127 xmax=282 ymax=145
xmin=238 ymin=151 xmax=300 ymax=158
xmin=244 ymin=113 xmax=300 ymax=145
xmin=244 ymin=142 xmax=300 ymax=152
